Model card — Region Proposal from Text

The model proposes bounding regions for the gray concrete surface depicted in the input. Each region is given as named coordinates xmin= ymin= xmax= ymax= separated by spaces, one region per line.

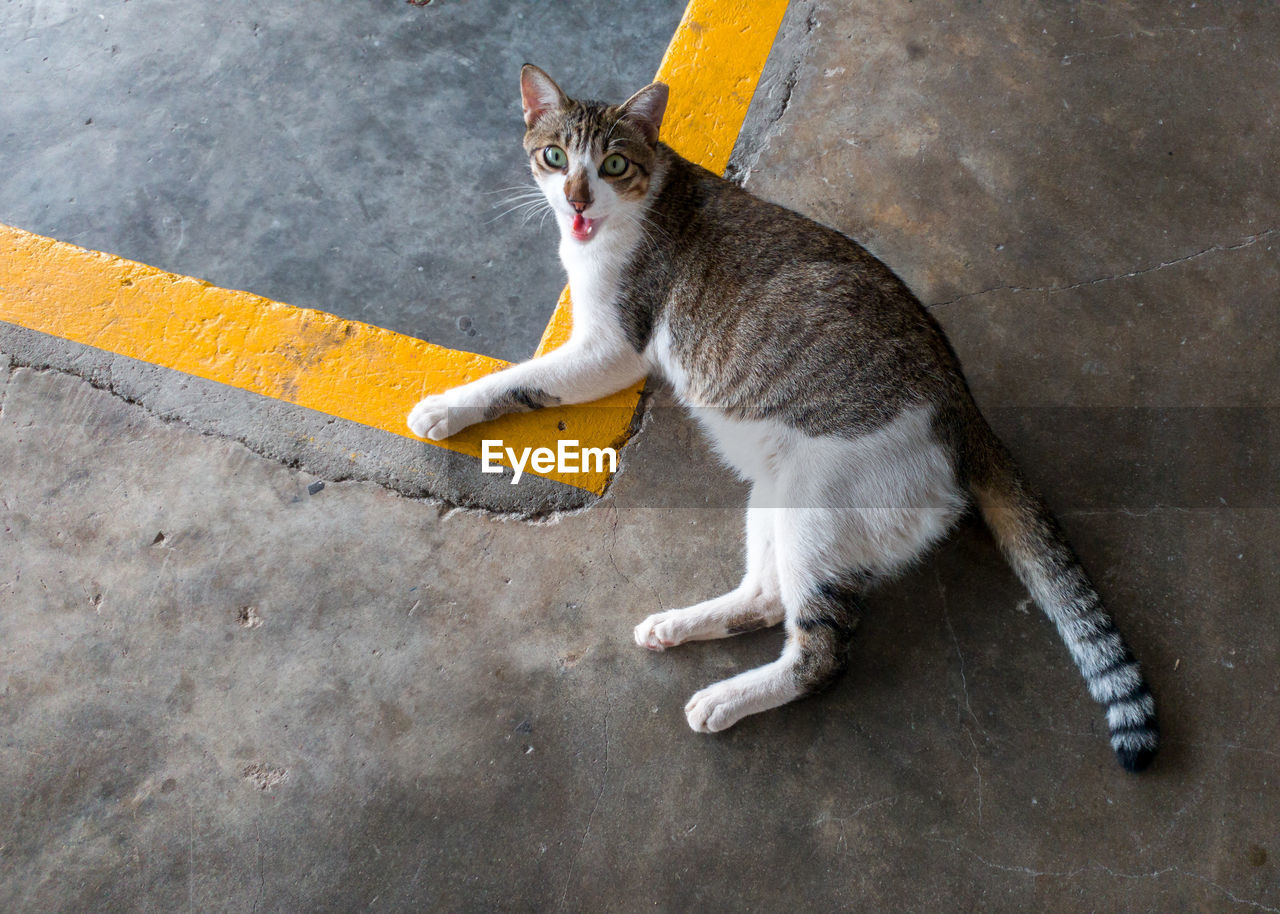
xmin=3 ymin=0 xmax=1279 ymax=911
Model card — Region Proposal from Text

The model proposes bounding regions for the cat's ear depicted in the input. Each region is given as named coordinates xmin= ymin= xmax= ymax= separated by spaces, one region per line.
xmin=520 ymin=64 xmax=568 ymax=128
xmin=619 ymin=82 xmax=669 ymax=144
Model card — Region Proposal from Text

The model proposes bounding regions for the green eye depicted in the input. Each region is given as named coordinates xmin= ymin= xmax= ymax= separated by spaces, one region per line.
xmin=542 ymin=146 xmax=567 ymax=168
xmin=601 ymin=154 xmax=629 ymax=177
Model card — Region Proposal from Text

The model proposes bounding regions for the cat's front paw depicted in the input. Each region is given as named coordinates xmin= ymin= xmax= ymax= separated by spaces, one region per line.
xmin=407 ymin=394 xmax=457 ymax=440
xmin=408 ymin=390 xmax=484 ymax=440
xmin=684 ymin=680 xmax=749 ymax=733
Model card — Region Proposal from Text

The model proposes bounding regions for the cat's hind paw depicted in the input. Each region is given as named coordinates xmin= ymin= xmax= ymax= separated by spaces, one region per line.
xmin=633 ymin=611 xmax=684 ymax=651
xmin=684 ymin=681 xmax=749 ymax=733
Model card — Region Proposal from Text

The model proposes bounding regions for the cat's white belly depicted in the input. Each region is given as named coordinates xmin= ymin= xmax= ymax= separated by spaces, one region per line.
xmin=698 ymin=406 xmax=965 ymax=574
xmin=649 ymin=319 xmax=966 ymax=576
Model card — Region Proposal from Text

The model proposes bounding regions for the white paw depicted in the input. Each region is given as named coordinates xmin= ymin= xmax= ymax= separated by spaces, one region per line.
xmin=408 ymin=391 xmax=471 ymax=440
xmin=685 ymin=681 xmax=748 ymax=733
xmin=633 ymin=610 xmax=692 ymax=651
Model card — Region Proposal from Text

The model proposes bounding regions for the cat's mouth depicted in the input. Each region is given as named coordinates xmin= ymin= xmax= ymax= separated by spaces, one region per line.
xmin=570 ymin=212 xmax=600 ymax=242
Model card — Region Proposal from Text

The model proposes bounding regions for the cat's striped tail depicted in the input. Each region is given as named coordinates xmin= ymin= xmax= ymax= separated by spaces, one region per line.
xmin=965 ymin=423 xmax=1158 ymax=772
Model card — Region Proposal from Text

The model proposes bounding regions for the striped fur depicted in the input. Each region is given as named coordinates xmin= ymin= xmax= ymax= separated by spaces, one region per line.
xmin=964 ymin=429 xmax=1159 ymax=771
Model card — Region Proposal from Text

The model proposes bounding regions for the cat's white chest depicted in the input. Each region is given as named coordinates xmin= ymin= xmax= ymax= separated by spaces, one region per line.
xmin=559 ymin=224 xmax=640 ymax=330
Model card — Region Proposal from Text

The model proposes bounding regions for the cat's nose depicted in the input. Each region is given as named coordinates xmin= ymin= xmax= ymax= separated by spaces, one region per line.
xmin=564 ymin=171 xmax=593 ymax=212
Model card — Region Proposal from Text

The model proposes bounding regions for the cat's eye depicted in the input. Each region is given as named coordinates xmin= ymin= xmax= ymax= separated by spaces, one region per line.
xmin=542 ymin=146 xmax=567 ymax=169
xmin=601 ymin=154 xmax=629 ymax=177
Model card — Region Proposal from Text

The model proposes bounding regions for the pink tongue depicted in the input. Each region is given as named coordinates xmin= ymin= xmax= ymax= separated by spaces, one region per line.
xmin=572 ymin=213 xmax=586 ymax=234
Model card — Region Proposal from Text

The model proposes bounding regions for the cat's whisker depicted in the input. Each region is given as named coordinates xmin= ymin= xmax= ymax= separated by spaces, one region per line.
xmin=488 ymin=193 xmax=547 ymax=212
xmin=483 ymin=185 xmax=542 ymax=196
xmin=487 ymin=187 xmax=548 ymax=213
xmin=491 ymin=188 xmax=546 ymax=200
xmin=486 ymin=199 xmax=549 ymax=225
xmin=519 ymin=202 xmax=553 ymax=227
xmin=486 ymin=203 xmax=540 ymax=224
xmin=492 ymin=194 xmax=546 ymax=208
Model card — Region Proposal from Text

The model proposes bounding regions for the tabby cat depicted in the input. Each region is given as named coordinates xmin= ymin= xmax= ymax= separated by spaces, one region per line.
xmin=407 ymin=65 xmax=1159 ymax=772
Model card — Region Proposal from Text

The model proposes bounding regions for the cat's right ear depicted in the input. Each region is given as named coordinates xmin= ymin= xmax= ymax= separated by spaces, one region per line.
xmin=520 ymin=64 xmax=568 ymax=128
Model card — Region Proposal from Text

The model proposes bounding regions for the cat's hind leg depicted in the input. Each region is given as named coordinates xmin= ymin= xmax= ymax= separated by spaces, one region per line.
xmin=634 ymin=488 xmax=783 ymax=651
xmin=633 ymin=583 xmax=784 ymax=651
xmin=684 ymin=514 xmax=866 ymax=732
xmin=682 ymin=408 xmax=967 ymax=732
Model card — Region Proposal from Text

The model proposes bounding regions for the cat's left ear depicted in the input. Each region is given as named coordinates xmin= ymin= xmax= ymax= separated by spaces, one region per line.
xmin=619 ymin=82 xmax=669 ymax=145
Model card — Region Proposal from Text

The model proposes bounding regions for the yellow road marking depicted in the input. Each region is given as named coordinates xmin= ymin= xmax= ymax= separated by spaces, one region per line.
xmin=0 ymin=0 xmax=790 ymax=495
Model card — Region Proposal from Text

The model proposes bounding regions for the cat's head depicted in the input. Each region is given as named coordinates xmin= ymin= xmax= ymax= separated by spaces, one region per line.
xmin=520 ymin=65 xmax=668 ymax=244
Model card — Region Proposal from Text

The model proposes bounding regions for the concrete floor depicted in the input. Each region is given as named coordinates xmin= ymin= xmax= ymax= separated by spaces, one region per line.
xmin=0 ymin=0 xmax=686 ymax=363
xmin=3 ymin=0 xmax=1279 ymax=911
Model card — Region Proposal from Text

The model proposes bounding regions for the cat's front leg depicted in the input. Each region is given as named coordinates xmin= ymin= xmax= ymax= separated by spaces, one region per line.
xmin=406 ymin=385 xmax=492 ymax=441
xmin=407 ymin=379 xmax=555 ymax=441
xmin=407 ymin=334 xmax=644 ymax=441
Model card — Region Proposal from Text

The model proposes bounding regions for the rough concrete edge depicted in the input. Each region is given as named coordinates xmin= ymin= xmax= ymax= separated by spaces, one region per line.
xmin=724 ymin=0 xmax=820 ymax=188
xmin=0 ymin=349 xmax=11 ymax=422
xmin=0 ymin=322 xmax=632 ymax=520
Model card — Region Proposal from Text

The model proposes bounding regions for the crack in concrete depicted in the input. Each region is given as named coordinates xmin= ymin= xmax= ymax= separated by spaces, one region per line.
xmin=558 ymin=709 xmax=610 ymax=913
xmin=812 ymin=795 xmax=899 ymax=855
xmin=928 ymin=838 xmax=1280 ymax=912
xmin=1060 ymin=24 xmax=1231 ymax=62
xmin=1166 ymin=737 xmax=1280 ymax=761
xmin=811 ymin=794 xmax=900 ymax=829
xmin=1062 ymin=506 xmax=1197 ymax=518
xmin=3 ymin=357 xmax=372 ymax=488
xmin=771 ymin=8 xmax=817 ymax=128
xmin=0 ymin=356 xmax=599 ymax=523
xmin=936 ymin=569 xmax=982 ymax=732
xmin=936 ymin=570 xmax=990 ymax=827
xmin=928 ymin=227 xmax=1279 ymax=310
xmin=965 ymin=729 xmax=984 ymax=827
xmin=249 ymin=818 xmax=265 ymax=914
xmin=724 ymin=1 xmax=820 ymax=187
xmin=0 ymin=355 xmax=12 ymax=422
xmin=605 ymin=500 xmax=663 ymax=614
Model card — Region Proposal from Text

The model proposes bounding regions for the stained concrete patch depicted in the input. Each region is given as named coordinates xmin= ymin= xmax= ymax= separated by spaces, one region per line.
xmin=241 ymin=763 xmax=289 ymax=791
xmin=742 ymin=0 xmax=1279 ymax=316
xmin=236 ymin=605 xmax=263 ymax=629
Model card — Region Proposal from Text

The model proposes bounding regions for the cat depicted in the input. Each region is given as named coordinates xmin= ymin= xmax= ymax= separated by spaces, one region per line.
xmin=407 ymin=65 xmax=1159 ymax=772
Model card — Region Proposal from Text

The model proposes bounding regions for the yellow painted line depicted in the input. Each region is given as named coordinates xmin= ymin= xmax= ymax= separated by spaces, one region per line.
xmin=0 ymin=228 xmax=640 ymax=493
xmin=0 ymin=0 xmax=790 ymax=495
